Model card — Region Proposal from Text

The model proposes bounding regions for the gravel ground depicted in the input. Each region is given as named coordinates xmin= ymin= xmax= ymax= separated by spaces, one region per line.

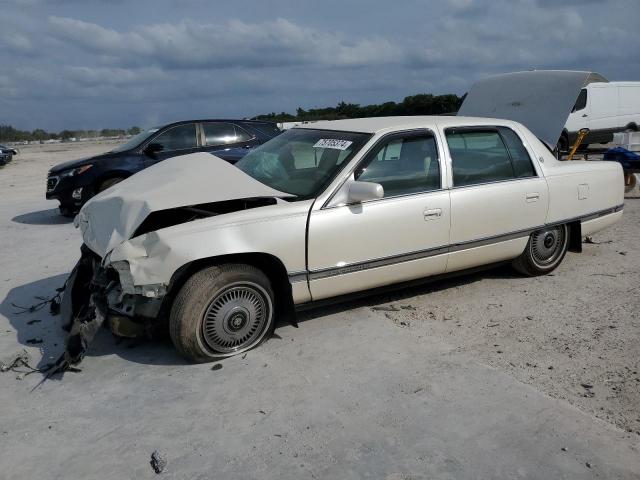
xmin=0 ymin=141 xmax=638 ymax=479
xmin=357 ymin=206 xmax=640 ymax=435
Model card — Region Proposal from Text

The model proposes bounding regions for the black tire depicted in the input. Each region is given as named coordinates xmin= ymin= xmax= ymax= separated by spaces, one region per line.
xmin=169 ymin=264 xmax=275 ymax=363
xmin=624 ymin=173 xmax=637 ymax=193
xmin=512 ymin=224 xmax=569 ymax=276
xmin=98 ymin=177 xmax=124 ymax=193
xmin=59 ymin=205 xmax=76 ymax=218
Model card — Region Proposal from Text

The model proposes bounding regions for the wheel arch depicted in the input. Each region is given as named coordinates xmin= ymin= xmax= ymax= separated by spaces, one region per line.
xmin=165 ymin=252 xmax=297 ymax=327
xmin=93 ymin=170 xmax=132 ymax=193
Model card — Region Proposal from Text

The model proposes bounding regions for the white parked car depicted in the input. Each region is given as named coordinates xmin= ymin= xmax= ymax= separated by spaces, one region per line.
xmin=59 ymin=115 xmax=623 ymax=365
xmin=562 ymin=81 xmax=640 ymax=150
xmin=56 ymin=71 xmax=624 ymax=368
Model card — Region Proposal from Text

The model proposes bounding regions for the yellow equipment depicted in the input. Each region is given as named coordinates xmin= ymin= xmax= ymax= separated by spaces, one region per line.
xmin=566 ymin=128 xmax=590 ymax=161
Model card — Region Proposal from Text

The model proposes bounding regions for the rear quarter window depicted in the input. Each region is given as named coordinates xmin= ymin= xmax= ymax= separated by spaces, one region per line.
xmin=497 ymin=127 xmax=536 ymax=178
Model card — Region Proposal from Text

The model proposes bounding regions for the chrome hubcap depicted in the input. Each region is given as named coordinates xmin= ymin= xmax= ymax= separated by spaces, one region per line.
xmin=530 ymin=226 xmax=566 ymax=266
xmin=202 ymin=283 xmax=271 ymax=354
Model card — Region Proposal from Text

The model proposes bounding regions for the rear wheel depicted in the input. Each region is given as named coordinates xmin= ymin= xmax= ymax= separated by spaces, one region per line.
xmin=512 ymin=224 xmax=569 ymax=276
xmin=625 ymin=173 xmax=637 ymax=193
xmin=169 ymin=264 xmax=275 ymax=363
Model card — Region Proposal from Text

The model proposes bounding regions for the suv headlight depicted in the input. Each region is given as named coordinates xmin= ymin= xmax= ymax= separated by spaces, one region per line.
xmin=60 ymin=164 xmax=93 ymax=178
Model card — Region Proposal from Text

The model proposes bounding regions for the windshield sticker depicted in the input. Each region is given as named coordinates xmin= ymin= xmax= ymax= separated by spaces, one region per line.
xmin=313 ymin=139 xmax=353 ymax=150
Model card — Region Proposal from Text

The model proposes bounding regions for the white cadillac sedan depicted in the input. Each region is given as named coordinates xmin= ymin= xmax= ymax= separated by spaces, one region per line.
xmin=57 ymin=113 xmax=623 ymax=366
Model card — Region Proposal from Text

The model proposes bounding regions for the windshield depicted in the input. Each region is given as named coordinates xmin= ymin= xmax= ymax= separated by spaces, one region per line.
xmin=110 ymin=127 xmax=159 ymax=153
xmin=235 ymin=128 xmax=371 ymax=200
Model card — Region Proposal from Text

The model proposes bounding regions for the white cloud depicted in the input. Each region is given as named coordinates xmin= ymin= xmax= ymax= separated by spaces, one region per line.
xmin=47 ymin=16 xmax=401 ymax=69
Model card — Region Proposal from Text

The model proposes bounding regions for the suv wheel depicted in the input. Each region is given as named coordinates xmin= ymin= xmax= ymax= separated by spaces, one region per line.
xmin=98 ymin=177 xmax=125 ymax=193
xmin=169 ymin=264 xmax=275 ymax=362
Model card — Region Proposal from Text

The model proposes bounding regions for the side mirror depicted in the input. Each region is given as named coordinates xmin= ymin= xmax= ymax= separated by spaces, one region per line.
xmin=347 ymin=181 xmax=384 ymax=203
xmin=144 ymin=142 xmax=163 ymax=157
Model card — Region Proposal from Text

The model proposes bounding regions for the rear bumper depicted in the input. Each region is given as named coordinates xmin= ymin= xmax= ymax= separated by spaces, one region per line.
xmin=582 ymin=209 xmax=623 ymax=237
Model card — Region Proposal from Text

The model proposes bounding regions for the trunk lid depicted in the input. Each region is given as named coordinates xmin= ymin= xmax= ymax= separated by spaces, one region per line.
xmin=458 ymin=70 xmax=608 ymax=146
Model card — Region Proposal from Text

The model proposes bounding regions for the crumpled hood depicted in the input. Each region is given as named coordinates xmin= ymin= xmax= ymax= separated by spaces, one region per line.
xmin=77 ymin=152 xmax=292 ymax=257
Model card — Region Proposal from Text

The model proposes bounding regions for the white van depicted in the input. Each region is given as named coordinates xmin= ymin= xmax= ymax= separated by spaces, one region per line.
xmin=561 ymin=82 xmax=640 ymax=150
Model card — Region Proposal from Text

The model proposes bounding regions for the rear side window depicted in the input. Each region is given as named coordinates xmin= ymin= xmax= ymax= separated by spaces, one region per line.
xmin=446 ymin=128 xmax=535 ymax=187
xmin=249 ymin=122 xmax=282 ymax=137
xmin=497 ymin=127 xmax=536 ymax=178
xmin=203 ymin=122 xmax=252 ymax=145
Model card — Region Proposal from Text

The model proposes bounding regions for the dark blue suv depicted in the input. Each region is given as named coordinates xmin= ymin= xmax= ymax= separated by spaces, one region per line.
xmin=46 ymin=119 xmax=281 ymax=216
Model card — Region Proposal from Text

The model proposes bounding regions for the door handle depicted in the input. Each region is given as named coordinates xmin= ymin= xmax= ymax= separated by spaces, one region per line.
xmin=526 ymin=192 xmax=540 ymax=203
xmin=582 ymin=114 xmax=588 ymax=118
xmin=423 ymin=208 xmax=442 ymax=220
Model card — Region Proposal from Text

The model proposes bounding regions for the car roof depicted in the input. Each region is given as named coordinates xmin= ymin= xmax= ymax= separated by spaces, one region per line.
xmin=294 ymin=116 xmax=521 ymax=135
xmin=160 ymin=119 xmax=277 ymax=128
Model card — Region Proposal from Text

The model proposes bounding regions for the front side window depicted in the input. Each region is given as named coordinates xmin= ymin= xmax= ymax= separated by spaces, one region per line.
xmin=355 ymin=134 xmax=440 ymax=197
xmin=203 ymin=122 xmax=251 ymax=145
xmin=235 ymin=128 xmax=371 ymax=200
xmin=151 ymin=124 xmax=197 ymax=151
xmin=446 ymin=129 xmax=525 ymax=187
xmin=572 ymin=89 xmax=587 ymax=112
xmin=110 ymin=127 xmax=159 ymax=153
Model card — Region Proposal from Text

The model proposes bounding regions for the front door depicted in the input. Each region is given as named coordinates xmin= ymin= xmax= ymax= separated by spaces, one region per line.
xmin=307 ymin=130 xmax=450 ymax=301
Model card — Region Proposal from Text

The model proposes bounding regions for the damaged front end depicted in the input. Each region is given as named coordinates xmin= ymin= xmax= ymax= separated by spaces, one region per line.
xmin=53 ymin=245 xmax=164 ymax=373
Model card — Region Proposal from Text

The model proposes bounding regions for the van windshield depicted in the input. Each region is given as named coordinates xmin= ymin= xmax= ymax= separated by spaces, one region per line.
xmin=235 ymin=128 xmax=371 ymax=200
xmin=572 ymin=89 xmax=587 ymax=112
xmin=110 ymin=128 xmax=160 ymax=153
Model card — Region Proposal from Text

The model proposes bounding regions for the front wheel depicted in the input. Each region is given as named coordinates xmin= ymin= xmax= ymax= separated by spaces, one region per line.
xmin=98 ymin=177 xmax=125 ymax=193
xmin=512 ymin=224 xmax=569 ymax=276
xmin=169 ymin=264 xmax=275 ymax=363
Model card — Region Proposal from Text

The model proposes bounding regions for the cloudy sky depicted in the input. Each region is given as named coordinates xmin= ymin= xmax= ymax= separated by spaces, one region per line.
xmin=1 ymin=0 xmax=639 ymax=131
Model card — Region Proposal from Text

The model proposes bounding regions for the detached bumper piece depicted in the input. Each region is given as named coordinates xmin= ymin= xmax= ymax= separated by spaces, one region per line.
xmin=51 ymin=246 xmax=162 ymax=374
xmin=50 ymin=248 xmax=112 ymax=374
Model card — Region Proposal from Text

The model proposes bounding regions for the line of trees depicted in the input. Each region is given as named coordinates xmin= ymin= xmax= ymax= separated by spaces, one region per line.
xmin=254 ymin=93 xmax=464 ymax=123
xmin=1 ymin=92 xmax=464 ymax=142
xmin=0 ymin=125 xmax=141 ymax=143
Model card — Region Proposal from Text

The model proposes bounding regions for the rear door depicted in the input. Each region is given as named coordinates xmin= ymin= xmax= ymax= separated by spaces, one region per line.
xmin=444 ymin=126 xmax=548 ymax=272
xmin=307 ymin=130 xmax=450 ymax=300
xmin=200 ymin=122 xmax=259 ymax=163
xmin=142 ymin=123 xmax=199 ymax=167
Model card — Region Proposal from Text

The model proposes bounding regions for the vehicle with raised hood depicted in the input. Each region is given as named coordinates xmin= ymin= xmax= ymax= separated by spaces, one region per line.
xmin=45 ymin=119 xmax=281 ymax=216
xmin=53 ymin=71 xmax=624 ymax=370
